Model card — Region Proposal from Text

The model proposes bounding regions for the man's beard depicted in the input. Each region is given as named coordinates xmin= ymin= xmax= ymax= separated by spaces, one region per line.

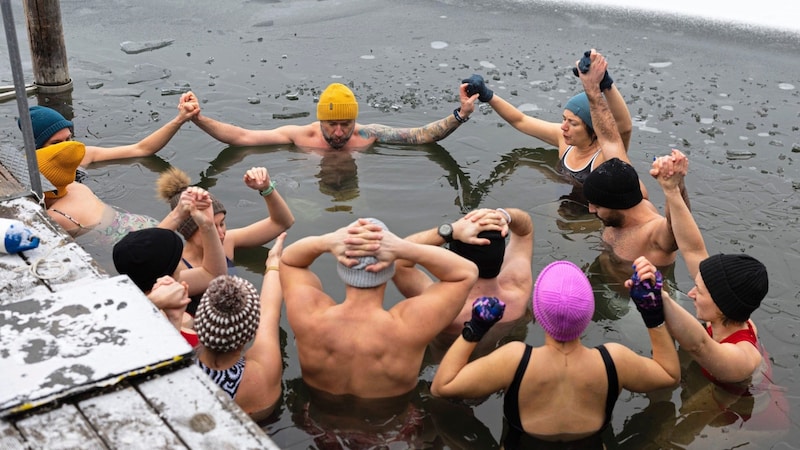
xmin=597 ymin=210 xmax=624 ymax=228
xmin=323 ymin=130 xmax=353 ymax=149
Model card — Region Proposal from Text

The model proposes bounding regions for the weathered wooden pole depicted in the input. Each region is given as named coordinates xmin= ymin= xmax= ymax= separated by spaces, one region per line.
xmin=23 ymin=0 xmax=73 ymax=95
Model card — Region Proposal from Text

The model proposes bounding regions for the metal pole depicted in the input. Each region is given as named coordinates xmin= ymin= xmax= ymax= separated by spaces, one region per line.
xmin=1 ymin=0 xmax=42 ymax=199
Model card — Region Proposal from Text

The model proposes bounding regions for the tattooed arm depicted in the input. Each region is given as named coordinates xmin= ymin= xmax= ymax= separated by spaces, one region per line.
xmin=360 ymin=85 xmax=478 ymax=144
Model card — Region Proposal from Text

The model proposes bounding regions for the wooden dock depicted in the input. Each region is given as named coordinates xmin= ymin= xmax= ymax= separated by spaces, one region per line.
xmin=0 ymin=163 xmax=280 ymax=449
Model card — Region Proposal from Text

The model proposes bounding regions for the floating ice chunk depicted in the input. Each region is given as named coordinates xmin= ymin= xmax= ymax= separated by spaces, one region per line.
xmin=120 ymin=39 xmax=174 ymax=55
xmin=778 ymin=83 xmax=795 ymax=90
xmin=479 ymin=61 xmax=496 ymax=69
xmin=649 ymin=61 xmax=672 ymax=68
xmin=726 ymin=150 xmax=756 ymax=160
xmin=127 ymin=64 xmax=171 ymax=84
xmin=431 ymin=41 xmax=448 ymax=49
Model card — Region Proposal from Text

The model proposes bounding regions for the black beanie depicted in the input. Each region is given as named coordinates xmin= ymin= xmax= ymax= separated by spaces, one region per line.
xmin=449 ymin=230 xmax=506 ymax=279
xmin=113 ymin=228 xmax=184 ymax=292
xmin=583 ymin=158 xmax=643 ymax=209
xmin=699 ymin=254 xmax=768 ymax=322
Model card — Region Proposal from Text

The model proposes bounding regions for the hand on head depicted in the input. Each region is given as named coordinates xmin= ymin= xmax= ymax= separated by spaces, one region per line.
xmin=339 ymin=218 xmax=400 ymax=272
xmin=244 ymin=166 xmax=272 ymax=191
xmin=459 ymin=208 xmax=508 ymax=243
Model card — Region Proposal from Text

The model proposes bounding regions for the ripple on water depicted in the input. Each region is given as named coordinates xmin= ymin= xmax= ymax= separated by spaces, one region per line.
xmin=430 ymin=41 xmax=448 ymax=49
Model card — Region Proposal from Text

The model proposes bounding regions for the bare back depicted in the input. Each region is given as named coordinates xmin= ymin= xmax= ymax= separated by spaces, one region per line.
xmin=516 ymin=345 xmax=615 ymax=439
xmin=290 ymin=293 xmax=429 ymax=398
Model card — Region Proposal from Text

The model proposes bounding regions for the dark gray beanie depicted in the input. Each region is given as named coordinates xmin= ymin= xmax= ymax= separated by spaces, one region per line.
xmin=699 ymin=254 xmax=768 ymax=322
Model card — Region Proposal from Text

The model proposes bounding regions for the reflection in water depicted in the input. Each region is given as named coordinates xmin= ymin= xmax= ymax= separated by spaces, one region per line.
xmin=615 ymin=349 xmax=791 ymax=448
xmin=279 ymin=378 xmax=499 ymax=449
xmin=586 ymin=248 xmax=676 ymax=321
xmin=316 ymin=151 xmax=358 ymax=212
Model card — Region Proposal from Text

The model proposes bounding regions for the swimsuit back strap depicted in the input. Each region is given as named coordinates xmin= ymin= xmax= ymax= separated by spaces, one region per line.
xmin=51 ymin=209 xmax=84 ymax=228
xmin=595 ymin=344 xmax=620 ymax=426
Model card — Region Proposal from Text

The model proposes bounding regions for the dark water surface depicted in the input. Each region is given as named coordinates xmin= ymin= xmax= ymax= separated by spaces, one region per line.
xmin=2 ymin=0 xmax=798 ymax=448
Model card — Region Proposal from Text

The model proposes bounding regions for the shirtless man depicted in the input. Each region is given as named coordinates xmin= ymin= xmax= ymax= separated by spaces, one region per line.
xmin=393 ymin=207 xmax=534 ymax=335
xmin=577 ymin=52 xmax=686 ymax=266
xmin=279 ymin=218 xmax=477 ymax=398
xmin=179 ymin=82 xmax=477 ymax=151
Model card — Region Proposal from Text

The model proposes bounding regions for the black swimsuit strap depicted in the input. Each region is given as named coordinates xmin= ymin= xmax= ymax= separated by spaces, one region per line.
xmin=595 ymin=344 xmax=620 ymax=426
xmin=503 ymin=344 xmax=533 ymax=431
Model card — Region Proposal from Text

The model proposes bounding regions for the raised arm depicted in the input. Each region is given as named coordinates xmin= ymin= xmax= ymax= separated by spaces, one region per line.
xmin=462 ymin=74 xmax=563 ymax=147
xmin=239 ymin=232 xmax=286 ymax=416
xmin=180 ymin=91 xmax=297 ymax=147
xmin=381 ymin=228 xmax=478 ymax=343
xmin=362 ymin=85 xmax=477 ymax=144
xmin=80 ymin=98 xmax=199 ymax=166
xmin=392 ymin=208 xmax=507 ymax=297
xmin=617 ymin=257 xmax=680 ymax=392
xmin=651 ymin=150 xmax=705 ymax=278
xmin=224 ymin=167 xmax=295 ymax=250
xmin=177 ymin=187 xmax=228 ymax=295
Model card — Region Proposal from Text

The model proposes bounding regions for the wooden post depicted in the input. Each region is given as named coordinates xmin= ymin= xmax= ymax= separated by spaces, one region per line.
xmin=22 ymin=0 xmax=72 ymax=93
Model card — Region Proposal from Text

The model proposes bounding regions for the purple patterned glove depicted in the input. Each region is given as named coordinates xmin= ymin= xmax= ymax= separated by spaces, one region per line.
xmin=629 ymin=270 xmax=665 ymax=328
xmin=462 ymin=296 xmax=505 ymax=342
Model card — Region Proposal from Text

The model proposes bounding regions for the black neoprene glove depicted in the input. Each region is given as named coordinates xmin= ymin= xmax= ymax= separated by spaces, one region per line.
xmin=462 ymin=296 xmax=505 ymax=342
xmin=572 ymin=50 xmax=614 ymax=91
xmin=628 ymin=270 xmax=665 ymax=328
xmin=462 ymin=74 xmax=494 ymax=102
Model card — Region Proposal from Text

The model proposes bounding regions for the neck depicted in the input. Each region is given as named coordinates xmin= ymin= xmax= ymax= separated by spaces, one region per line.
xmin=197 ymin=346 xmax=243 ymax=370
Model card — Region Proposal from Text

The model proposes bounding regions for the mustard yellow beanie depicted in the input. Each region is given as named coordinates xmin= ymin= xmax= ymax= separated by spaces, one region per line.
xmin=317 ymin=83 xmax=359 ymax=121
xmin=37 ymin=141 xmax=85 ymax=199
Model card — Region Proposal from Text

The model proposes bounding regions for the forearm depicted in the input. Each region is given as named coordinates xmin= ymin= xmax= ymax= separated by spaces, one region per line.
xmin=193 ymin=114 xmax=247 ymax=145
xmin=198 ymin=223 xmax=228 ymax=277
xmin=663 ymin=293 xmax=708 ymax=354
xmin=430 ymin=336 xmax=476 ymax=397
xmin=648 ymin=326 xmax=680 ymax=384
xmin=585 ymin=85 xmax=624 ymax=153
xmin=488 ymin=95 xmax=525 ymax=127
xmin=280 ymin=235 xmax=330 ymax=269
xmin=504 ymin=208 xmax=533 ymax=237
xmin=404 ymin=228 xmax=443 ymax=246
xmin=158 ymin=207 xmax=188 ymax=231
xmin=263 ymin=189 xmax=295 ymax=230
xmin=663 ymin=185 xmax=704 ymax=275
xmin=604 ymin=85 xmax=632 ymax=150
xmin=399 ymin=242 xmax=476 ymax=284
xmin=136 ymin=115 xmax=185 ymax=155
xmin=405 ymin=114 xmax=465 ymax=144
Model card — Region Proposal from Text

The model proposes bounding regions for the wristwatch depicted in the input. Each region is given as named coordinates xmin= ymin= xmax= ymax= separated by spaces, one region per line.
xmin=438 ymin=223 xmax=454 ymax=243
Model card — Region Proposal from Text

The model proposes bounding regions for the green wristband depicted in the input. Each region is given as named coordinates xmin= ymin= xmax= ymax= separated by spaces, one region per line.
xmin=259 ymin=180 xmax=276 ymax=197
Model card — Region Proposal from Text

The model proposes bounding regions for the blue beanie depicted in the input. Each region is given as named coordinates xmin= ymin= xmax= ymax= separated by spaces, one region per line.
xmin=19 ymin=106 xmax=74 ymax=149
xmin=564 ymin=92 xmax=593 ymax=136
